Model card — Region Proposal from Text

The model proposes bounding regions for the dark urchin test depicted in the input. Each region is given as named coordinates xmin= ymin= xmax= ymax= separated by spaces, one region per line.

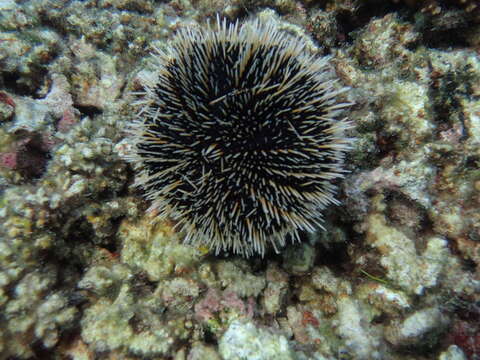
xmin=127 ymin=18 xmax=353 ymax=257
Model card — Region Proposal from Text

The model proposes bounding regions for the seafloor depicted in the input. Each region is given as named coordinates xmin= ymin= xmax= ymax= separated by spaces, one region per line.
xmin=0 ymin=0 xmax=479 ymax=359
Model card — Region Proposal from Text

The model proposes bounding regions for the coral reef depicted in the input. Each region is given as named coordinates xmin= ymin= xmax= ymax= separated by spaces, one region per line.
xmin=0 ymin=0 xmax=479 ymax=359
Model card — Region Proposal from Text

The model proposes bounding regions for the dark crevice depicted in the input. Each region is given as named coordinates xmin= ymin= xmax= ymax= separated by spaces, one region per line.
xmin=203 ymin=327 xmax=218 ymax=346
xmin=75 ymin=104 xmax=103 ymax=117
xmin=338 ymin=3 xmax=410 ymax=38
xmin=1 ymin=70 xmax=47 ymax=97
xmin=422 ymin=27 xmax=471 ymax=49
xmin=313 ymin=236 xmax=350 ymax=271
xmin=30 ymin=340 xmax=57 ymax=360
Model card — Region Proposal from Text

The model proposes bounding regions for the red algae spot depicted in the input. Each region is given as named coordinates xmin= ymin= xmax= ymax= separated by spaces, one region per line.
xmin=0 ymin=152 xmax=18 ymax=169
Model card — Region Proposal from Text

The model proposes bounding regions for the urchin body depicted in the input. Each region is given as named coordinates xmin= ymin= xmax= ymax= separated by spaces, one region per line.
xmin=127 ymin=18 xmax=352 ymax=257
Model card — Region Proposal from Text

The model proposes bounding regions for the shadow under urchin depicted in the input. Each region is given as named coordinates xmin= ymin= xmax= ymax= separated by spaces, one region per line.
xmin=126 ymin=17 xmax=353 ymax=257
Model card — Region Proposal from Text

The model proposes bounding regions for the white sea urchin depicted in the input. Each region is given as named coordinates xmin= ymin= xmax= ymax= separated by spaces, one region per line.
xmin=127 ymin=17 xmax=352 ymax=257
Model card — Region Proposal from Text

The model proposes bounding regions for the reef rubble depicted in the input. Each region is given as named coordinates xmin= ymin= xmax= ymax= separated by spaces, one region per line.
xmin=0 ymin=0 xmax=479 ymax=359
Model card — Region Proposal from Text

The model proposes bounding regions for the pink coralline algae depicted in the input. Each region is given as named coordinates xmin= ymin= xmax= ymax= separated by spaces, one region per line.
xmin=0 ymin=91 xmax=16 ymax=109
xmin=56 ymin=109 xmax=78 ymax=133
xmin=194 ymin=288 xmax=255 ymax=322
xmin=0 ymin=135 xmax=52 ymax=179
xmin=0 ymin=152 xmax=17 ymax=169
xmin=447 ymin=319 xmax=480 ymax=359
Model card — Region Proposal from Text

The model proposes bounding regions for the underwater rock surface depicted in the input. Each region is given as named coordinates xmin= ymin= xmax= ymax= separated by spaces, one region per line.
xmin=0 ymin=0 xmax=479 ymax=359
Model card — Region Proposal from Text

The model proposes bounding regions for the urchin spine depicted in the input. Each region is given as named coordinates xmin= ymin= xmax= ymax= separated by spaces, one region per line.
xmin=126 ymin=17 xmax=352 ymax=257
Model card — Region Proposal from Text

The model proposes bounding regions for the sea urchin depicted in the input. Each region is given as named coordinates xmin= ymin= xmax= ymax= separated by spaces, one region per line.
xmin=127 ymin=18 xmax=352 ymax=257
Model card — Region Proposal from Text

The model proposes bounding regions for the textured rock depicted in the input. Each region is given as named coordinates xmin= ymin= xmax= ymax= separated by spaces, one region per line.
xmin=219 ymin=320 xmax=294 ymax=360
xmin=385 ymin=307 xmax=449 ymax=348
